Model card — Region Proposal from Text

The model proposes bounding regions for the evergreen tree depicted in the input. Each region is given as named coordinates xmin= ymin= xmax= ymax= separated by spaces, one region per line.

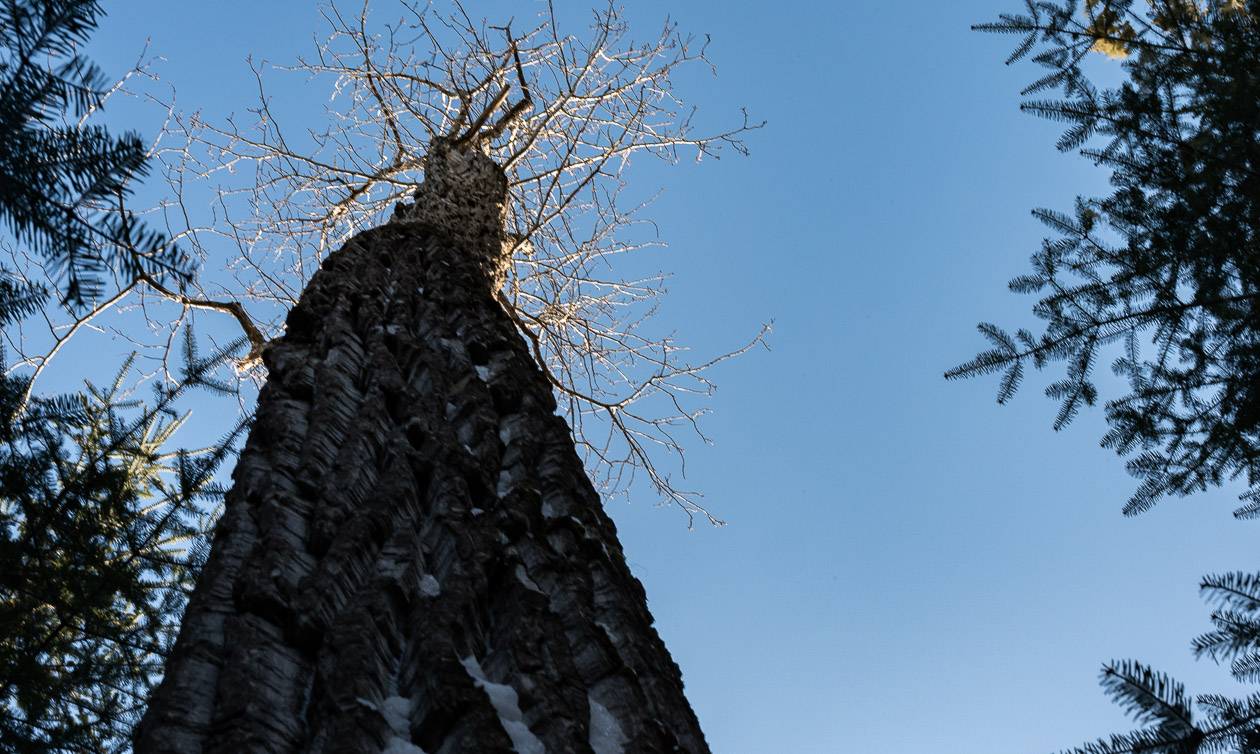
xmin=952 ymin=1 xmax=1260 ymax=751
xmin=1041 ymin=573 xmax=1260 ymax=752
xmin=0 ymin=2 xmax=221 ymax=751
xmin=0 ymin=328 xmax=244 ymax=754
xmin=949 ymin=0 xmax=1260 ymax=516
xmin=0 ymin=0 xmax=187 ymax=305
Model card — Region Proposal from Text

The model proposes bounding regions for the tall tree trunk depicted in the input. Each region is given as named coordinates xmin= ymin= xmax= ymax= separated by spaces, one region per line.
xmin=135 ymin=144 xmax=710 ymax=754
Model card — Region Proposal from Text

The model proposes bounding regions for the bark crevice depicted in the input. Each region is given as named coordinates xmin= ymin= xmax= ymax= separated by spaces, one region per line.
xmin=136 ymin=146 xmax=709 ymax=754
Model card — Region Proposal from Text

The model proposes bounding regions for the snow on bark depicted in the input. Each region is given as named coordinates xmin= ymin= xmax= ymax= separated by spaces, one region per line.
xmin=460 ymin=655 xmax=546 ymax=754
xmin=587 ymin=695 xmax=628 ymax=754
xmin=135 ymin=143 xmax=709 ymax=753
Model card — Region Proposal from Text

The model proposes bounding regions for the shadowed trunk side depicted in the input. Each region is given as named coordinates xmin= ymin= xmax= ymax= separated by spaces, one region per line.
xmin=135 ymin=146 xmax=710 ymax=754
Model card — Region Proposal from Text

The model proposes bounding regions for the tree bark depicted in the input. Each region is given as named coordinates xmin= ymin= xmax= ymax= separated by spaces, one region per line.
xmin=135 ymin=145 xmax=710 ymax=754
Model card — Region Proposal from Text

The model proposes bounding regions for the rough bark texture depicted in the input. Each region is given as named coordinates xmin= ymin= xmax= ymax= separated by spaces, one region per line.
xmin=134 ymin=145 xmax=709 ymax=754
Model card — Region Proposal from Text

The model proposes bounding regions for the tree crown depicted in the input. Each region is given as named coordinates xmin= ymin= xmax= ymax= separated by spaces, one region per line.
xmin=950 ymin=0 xmax=1260 ymax=515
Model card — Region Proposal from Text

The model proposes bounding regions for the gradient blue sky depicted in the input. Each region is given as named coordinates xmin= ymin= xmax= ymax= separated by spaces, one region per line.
xmin=80 ymin=2 xmax=1259 ymax=752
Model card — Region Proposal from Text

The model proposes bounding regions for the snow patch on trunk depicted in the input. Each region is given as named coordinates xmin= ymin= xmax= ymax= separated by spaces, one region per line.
xmin=419 ymin=574 xmax=441 ymax=597
xmin=384 ymin=739 xmax=427 ymax=754
xmin=381 ymin=696 xmax=411 ymax=733
xmin=459 ymin=656 xmax=545 ymax=754
xmin=587 ymin=696 xmax=627 ymax=754
xmin=359 ymin=695 xmax=428 ymax=754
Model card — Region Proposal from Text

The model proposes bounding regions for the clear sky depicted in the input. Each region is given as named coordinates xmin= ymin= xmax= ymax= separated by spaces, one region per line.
xmin=81 ymin=2 xmax=1259 ymax=752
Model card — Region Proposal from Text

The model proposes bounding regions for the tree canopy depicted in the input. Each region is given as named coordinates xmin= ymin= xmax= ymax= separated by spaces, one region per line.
xmin=955 ymin=1 xmax=1260 ymax=751
xmin=0 ymin=0 xmax=186 ymax=304
xmin=4 ymin=1 xmax=759 ymax=749
xmin=949 ymin=0 xmax=1260 ymax=517
xmin=0 ymin=344 xmax=239 ymax=753
xmin=0 ymin=3 xmax=228 ymax=751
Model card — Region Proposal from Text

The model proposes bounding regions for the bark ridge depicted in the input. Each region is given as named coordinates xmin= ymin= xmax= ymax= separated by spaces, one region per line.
xmin=136 ymin=149 xmax=710 ymax=754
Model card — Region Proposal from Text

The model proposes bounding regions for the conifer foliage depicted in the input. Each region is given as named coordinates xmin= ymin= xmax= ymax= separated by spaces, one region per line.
xmin=0 ymin=332 xmax=242 ymax=754
xmin=0 ymin=0 xmax=186 ymax=304
xmin=0 ymin=2 xmax=228 ymax=751
xmin=953 ymin=2 xmax=1260 ymax=751
xmin=1056 ymin=574 xmax=1260 ymax=753
xmin=948 ymin=0 xmax=1260 ymax=516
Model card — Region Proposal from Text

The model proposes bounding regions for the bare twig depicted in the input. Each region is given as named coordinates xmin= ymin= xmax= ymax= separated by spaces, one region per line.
xmin=79 ymin=0 xmax=765 ymax=521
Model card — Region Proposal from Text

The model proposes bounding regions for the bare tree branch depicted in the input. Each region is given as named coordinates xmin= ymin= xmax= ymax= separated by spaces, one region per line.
xmin=32 ymin=0 xmax=766 ymax=523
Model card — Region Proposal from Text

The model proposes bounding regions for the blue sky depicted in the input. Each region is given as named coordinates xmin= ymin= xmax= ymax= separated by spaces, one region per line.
xmin=80 ymin=2 xmax=1260 ymax=752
